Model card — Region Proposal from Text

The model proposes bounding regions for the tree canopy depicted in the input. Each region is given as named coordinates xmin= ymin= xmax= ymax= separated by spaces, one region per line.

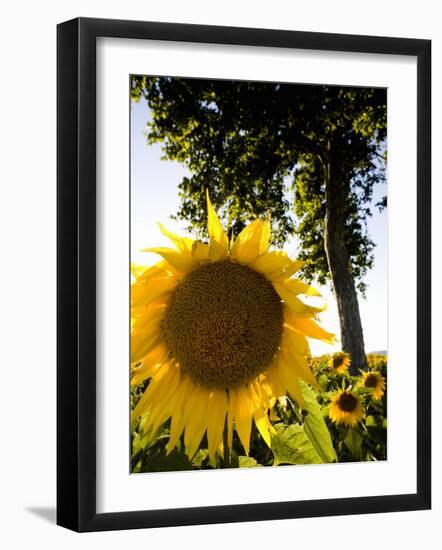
xmin=131 ymin=76 xmax=386 ymax=294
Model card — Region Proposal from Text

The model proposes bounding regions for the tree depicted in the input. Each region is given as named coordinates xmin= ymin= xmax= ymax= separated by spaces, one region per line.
xmin=131 ymin=76 xmax=387 ymax=372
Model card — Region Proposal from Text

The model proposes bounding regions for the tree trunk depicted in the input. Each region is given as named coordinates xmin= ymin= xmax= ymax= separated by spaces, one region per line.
xmin=323 ymin=155 xmax=368 ymax=373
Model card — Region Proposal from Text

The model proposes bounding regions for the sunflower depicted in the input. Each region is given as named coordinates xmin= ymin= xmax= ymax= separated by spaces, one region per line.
xmin=361 ymin=371 xmax=385 ymax=400
xmin=329 ymin=351 xmax=351 ymax=375
xmin=131 ymin=192 xmax=334 ymax=460
xmin=329 ymin=390 xmax=364 ymax=427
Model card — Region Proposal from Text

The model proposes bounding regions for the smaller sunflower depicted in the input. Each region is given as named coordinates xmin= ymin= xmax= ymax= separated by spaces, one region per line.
xmin=329 ymin=351 xmax=351 ymax=375
xmin=329 ymin=390 xmax=364 ymax=427
xmin=361 ymin=371 xmax=385 ymax=400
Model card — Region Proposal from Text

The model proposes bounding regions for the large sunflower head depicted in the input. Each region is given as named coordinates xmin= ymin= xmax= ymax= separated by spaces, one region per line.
xmin=329 ymin=390 xmax=364 ymax=427
xmin=328 ymin=351 xmax=351 ymax=375
xmin=131 ymin=192 xmax=335 ymax=460
xmin=360 ymin=371 xmax=385 ymax=401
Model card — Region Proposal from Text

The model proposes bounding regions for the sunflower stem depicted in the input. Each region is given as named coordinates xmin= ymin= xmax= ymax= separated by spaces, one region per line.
xmin=222 ymin=420 xmax=230 ymax=468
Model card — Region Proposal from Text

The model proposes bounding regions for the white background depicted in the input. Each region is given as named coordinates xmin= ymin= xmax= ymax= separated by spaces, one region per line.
xmin=0 ymin=0 xmax=440 ymax=548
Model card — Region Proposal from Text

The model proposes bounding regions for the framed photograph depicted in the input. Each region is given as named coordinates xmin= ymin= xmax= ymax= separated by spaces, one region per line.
xmin=57 ymin=17 xmax=431 ymax=532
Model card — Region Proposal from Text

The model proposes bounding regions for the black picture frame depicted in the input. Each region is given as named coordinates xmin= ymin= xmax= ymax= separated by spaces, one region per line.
xmin=57 ymin=17 xmax=431 ymax=532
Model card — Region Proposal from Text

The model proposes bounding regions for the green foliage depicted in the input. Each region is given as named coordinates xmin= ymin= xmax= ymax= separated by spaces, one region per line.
xmin=131 ymin=76 xmax=386 ymax=291
xmin=238 ymin=456 xmax=260 ymax=468
xmin=139 ymin=449 xmax=193 ymax=473
xmin=300 ymin=381 xmax=337 ymax=463
xmin=271 ymin=424 xmax=322 ymax=465
xmin=312 ymin=353 xmax=387 ymax=462
xmin=344 ymin=429 xmax=364 ymax=459
xmin=130 ymin=354 xmax=387 ymax=472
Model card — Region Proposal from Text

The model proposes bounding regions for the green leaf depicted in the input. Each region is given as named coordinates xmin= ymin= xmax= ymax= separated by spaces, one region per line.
xmin=191 ymin=449 xmax=209 ymax=468
xmin=226 ymin=450 xmax=239 ymax=469
xmin=238 ymin=456 xmax=261 ymax=468
xmin=271 ymin=424 xmax=323 ymax=466
xmin=344 ymin=428 xmax=363 ymax=458
xmin=365 ymin=415 xmax=387 ymax=446
xmin=357 ymin=386 xmax=374 ymax=396
xmin=300 ymin=381 xmax=337 ymax=463
xmin=317 ymin=373 xmax=329 ymax=390
xmin=131 ymin=430 xmax=151 ymax=457
xmin=365 ymin=415 xmax=377 ymax=427
xmin=140 ymin=449 xmax=193 ymax=472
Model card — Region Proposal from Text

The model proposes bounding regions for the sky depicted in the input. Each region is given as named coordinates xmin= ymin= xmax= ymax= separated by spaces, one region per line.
xmin=130 ymin=96 xmax=387 ymax=357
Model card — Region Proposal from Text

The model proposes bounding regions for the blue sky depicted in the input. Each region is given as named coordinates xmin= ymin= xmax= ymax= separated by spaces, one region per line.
xmin=130 ymin=97 xmax=387 ymax=357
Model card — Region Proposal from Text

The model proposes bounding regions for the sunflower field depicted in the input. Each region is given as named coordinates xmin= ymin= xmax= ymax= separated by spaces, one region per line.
xmin=131 ymin=353 xmax=386 ymax=472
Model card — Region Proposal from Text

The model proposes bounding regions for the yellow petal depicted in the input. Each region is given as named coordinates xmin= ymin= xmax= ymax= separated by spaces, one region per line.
xmin=132 ymin=361 xmax=178 ymax=421
xmin=265 ymin=365 xmax=286 ymax=397
xmin=131 ymin=261 xmax=167 ymax=284
xmin=131 ymin=262 xmax=149 ymax=280
xmin=166 ymin=375 xmax=193 ymax=453
xmin=253 ymin=407 xmax=272 ymax=447
xmin=282 ymin=340 xmax=318 ymax=388
xmin=232 ymin=386 xmax=253 ymax=455
xmin=142 ymin=247 xmax=196 ymax=273
xmin=191 ymin=240 xmax=210 ymax=262
xmin=148 ymin=368 xmax=185 ymax=434
xmin=184 ymin=385 xmax=210 ymax=458
xmin=158 ymin=222 xmax=193 ymax=253
xmin=286 ymin=312 xmax=336 ymax=344
xmin=251 ymin=378 xmax=271 ymax=410
xmin=231 ymin=219 xmax=270 ymax=264
xmin=275 ymin=353 xmax=304 ymax=405
xmin=273 ymin=281 xmax=310 ymax=313
xmin=247 ymin=386 xmax=271 ymax=447
xmin=283 ymin=278 xmax=322 ymax=297
xmin=206 ymin=190 xmax=229 ymax=258
xmin=131 ymin=301 xmax=166 ymax=332
xmin=283 ymin=328 xmax=309 ymax=357
xmin=206 ymin=390 xmax=228 ymax=460
xmin=251 ymin=251 xmax=305 ymax=281
xmin=131 ymin=342 xmax=169 ymax=386
xmin=274 ymin=281 xmax=326 ymax=316
xmin=227 ymin=390 xmax=235 ymax=449
xmin=131 ymin=319 xmax=163 ymax=363
xmin=131 ymin=275 xmax=177 ymax=308
xmin=143 ymin=362 xmax=180 ymax=413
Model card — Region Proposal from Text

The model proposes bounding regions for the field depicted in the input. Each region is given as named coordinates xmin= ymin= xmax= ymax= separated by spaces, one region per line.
xmin=131 ymin=354 xmax=387 ymax=472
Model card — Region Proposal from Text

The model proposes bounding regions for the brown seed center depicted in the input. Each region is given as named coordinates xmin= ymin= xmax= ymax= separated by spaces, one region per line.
xmin=337 ymin=392 xmax=358 ymax=412
xmin=332 ymin=353 xmax=346 ymax=369
xmin=364 ymin=374 xmax=379 ymax=388
xmin=162 ymin=260 xmax=283 ymax=389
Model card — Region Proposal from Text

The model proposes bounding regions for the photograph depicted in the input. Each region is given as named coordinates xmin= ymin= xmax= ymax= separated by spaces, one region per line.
xmin=0 ymin=0 xmax=433 ymax=542
xmin=129 ymin=76 xmax=388 ymax=473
